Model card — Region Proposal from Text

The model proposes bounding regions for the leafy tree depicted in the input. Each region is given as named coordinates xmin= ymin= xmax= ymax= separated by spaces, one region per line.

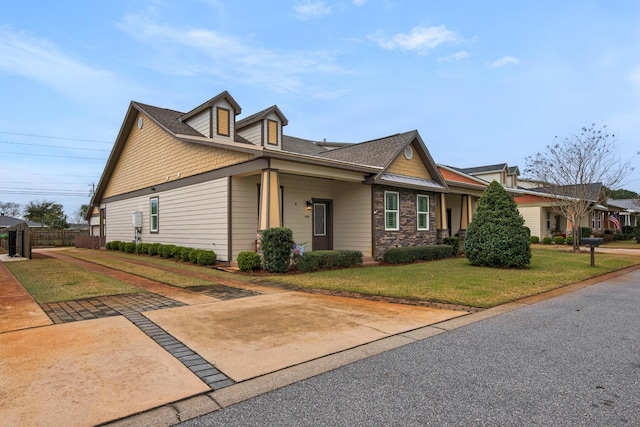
xmin=72 ymin=204 xmax=90 ymax=224
xmin=24 ymin=200 xmax=68 ymax=229
xmin=0 ymin=201 xmax=22 ymax=217
xmin=464 ymin=181 xmax=531 ymax=268
xmin=608 ymin=188 xmax=639 ymax=199
xmin=524 ymin=124 xmax=637 ymax=251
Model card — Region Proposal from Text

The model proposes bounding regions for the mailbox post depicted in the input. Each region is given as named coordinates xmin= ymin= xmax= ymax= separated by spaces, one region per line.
xmin=581 ymin=237 xmax=604 ymax=267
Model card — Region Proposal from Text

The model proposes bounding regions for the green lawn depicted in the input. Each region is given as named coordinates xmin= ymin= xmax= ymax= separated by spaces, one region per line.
xmin=6 ymin=258 xmax=144 ymax=303
xmin=259 ymin=246 xmax=640 ymax=308
xmin=59 ymin=249 xmax=217 ymax=288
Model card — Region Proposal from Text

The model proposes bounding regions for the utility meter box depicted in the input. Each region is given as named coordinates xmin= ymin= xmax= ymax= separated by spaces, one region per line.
xmin=132 ymin=211 xmax=142 ymax=228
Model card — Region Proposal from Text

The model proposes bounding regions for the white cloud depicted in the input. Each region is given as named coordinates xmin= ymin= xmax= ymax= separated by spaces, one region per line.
xmin=0 ymin=26 xmax=131 ymax=107
xmin=116 ymin=13 xmax=349 ymax=95
xmin=369 ymin=25 xmax=460 ymax=55
xmin=293 ymin=1 xmax=332 ymax=20
xmin=438 ymin=50 xmax=469 ymax=62
xmin=487 ymin=56 xmax=520 ymax=68
xmin=353 ymin=0 xmax=368 ymax=5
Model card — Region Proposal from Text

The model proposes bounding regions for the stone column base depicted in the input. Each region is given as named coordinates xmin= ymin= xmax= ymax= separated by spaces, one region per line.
xmin=436 ymin=229 xmax=450 ymax=244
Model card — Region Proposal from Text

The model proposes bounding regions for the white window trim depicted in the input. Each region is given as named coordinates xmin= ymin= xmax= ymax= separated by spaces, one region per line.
xmin=150 ymin=197 xmax=159 ymax=233
xmin=385 ymin=191 xmax=399 ymax=231
xmin=417 ymin=194 xmax=429 ymax=231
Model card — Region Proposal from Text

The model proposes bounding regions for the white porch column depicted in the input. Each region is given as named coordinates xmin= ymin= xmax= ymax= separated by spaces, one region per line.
xmin=258 ymin=169 xmax=282 ymax=230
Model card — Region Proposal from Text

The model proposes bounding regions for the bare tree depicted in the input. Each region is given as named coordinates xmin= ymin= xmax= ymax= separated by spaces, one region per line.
xmin=0 ymin=201 xmax=22 ymax=217
xmin=524 ymin=124 xmax=637 ymax=251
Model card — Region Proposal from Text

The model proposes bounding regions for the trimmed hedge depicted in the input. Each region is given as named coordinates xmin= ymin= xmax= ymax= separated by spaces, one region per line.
xmin=443 ymin=236 xmax=460 ymax=255
xmin=542 ymin=237 xmax=553 ymax=244
xmin=294 ymin=250 xmax=363 ymax=272
xmin=179 ymin=247 xmax=192 ymax=262
xmin=123 ymin=242 xmax=136 ymax=253
xmin=237 ymin=251 xmax=261 ymax=271
xmin=566 ymin=235 xmax=574 ymax=245
xmin=581 ymin=227 xmax=592 ymax=238
xmin=188 ymin=249 xmax=201 ymax=264
xmin=530 ymin=236 xmax=540 ymax=243
xmin=261 ymin=227 xmax=294 ymax=273
xmin=383 ymin=245 xmax=453 ymax=264
xmin=147 ymin=243 xmax=161 ymax=256
xmin=196 ymin=250 xmax=217 ymax=266
xmin=158 ymin=244 xmax=177 ymax=259
xmin=553 ymin=236 xmax=565 ymax=245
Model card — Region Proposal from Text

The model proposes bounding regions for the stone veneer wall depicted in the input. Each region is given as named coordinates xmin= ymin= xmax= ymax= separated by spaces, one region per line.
xmin=372 ymin=185 xmax=438 ymax=259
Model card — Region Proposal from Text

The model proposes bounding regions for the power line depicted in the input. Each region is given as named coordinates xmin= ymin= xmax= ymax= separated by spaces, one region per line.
xmin=0 ymin=140 xmax=111 ymax=152
xmin=0 ymin=131 xmax=112 ymax=144
xmin=0 ymin=189 xmax=89 ymax=196
xmin=0 ymin=151 xmax=106 ymax=160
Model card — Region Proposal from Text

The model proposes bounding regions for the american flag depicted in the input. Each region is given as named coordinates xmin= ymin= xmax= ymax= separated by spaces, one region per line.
xmin=609 ymin=213 xmax=621 ymax=230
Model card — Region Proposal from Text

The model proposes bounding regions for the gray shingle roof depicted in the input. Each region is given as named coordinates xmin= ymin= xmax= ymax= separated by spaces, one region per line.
xmin=317 ymin=131 xmax=417 ymax=168
xmin=236 ymin=105 xmax=288 ymax=129
xmin=133 ymin=102 xmax=204 ymax=137
xmin=457 ymin=163 xmax=508 ymax=174
xmin=530 ymin=183 xmax=605 ymax=203
xmin=282 ymin=135 xmax=329 ymax=156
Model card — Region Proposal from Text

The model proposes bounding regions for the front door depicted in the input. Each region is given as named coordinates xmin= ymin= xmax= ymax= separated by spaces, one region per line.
xmin=312 ymin=199 xmax=333 ymax=251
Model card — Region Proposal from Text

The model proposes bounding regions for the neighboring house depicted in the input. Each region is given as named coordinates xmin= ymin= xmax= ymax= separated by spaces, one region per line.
xmin=513 ymin=183 xmax=616 ymax=238
xmin=0 ymin=215 xmax=41 ymax=230
xmin=87 ymin=91 xmax=460 ymax=262
xmin=606 ymin=199 xmax=640 ymax=228
xmin=453 ymin=163 xmax=521 ymax=189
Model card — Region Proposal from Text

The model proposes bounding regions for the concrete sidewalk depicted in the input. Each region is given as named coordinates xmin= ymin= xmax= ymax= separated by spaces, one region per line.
xmin=0 ymin=254 xmax=469 ymax=426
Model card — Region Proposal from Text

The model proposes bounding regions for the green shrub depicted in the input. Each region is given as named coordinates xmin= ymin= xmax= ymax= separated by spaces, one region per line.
xmin=260 ymin=227 xmax=294 ymax=273
xmin=622 ymin=225 xmax=634 ymax=235
xmin=196 ymin=250 xmax=217 ymax=266
xmin=118 ymin=241 xmax=128 ymax=252
xmin=383 ymin=245 xmax=453 ymax=264
xmin=172 ymin=246 xmax=186 ymax=258
xmin=188 ymin=249 xmax=201 ymax=264
xmin=553 ymin=236 xmax=565 ymax=245
xmin=530 ymin=236 xmax=540 ymax=244
xmin=147 ymin=243 xmax=161 ymax=256
xmin=464 ymin=181 xmax=531 ymax=268
xmin=106 ymin=241 xmax=120 ymax=250
xmin=237 ymin=251 xmax=262 ymax=271
xmin=180 ymin=247 xmax=192 ymax=262
xmin=294 ymin=250 xmax=363 ymax=272
xmin=123 ymin=242 xmax=136 ymax=253
xmin=158 ymin=244 xmax=177 ymax=259
xmin=135 ymin=243 xmax=148 ymax=254
xmin=443 ymin=236 xmax=460 ymax=255
xmin=542 ymin=237 xmax=553 ymax=244
xmin=566 ymin=235 xmax=573 ymax=245
xmin=581 ymin=227 xmax=592 ymax=238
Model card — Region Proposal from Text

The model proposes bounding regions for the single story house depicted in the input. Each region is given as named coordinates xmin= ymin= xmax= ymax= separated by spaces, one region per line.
xmin=0 ymin=215 xmax=41 ymax=230
xmin=87 ymin=91 xmax=484 ymax=262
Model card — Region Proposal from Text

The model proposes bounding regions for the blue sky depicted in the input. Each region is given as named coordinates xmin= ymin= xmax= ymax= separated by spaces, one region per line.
xmin=1 ymin=0 xmax=639 ymax=218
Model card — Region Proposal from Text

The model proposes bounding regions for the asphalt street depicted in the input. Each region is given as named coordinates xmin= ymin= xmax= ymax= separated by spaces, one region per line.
xmin=180 ymin=269 xmax=640 ymax=426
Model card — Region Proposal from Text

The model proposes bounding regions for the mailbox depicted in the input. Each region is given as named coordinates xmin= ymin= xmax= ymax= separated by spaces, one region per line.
xmin=580 ymin=237 xmax=604 ymax=267
xmin=580 ymin=237 xmax=604 ymax=247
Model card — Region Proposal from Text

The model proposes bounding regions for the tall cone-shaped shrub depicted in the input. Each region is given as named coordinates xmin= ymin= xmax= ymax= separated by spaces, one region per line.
xmin=464 ymin=180 xmax=531 ymax=268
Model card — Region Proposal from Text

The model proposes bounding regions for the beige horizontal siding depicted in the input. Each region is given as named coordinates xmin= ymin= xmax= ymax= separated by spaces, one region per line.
xmin=332 ymin=181 xmax=372 ymax=256
xmin=105 ymin=178 xmax=229 ymax=260
xmin=518 ymin=206 xmax=543 ymax=238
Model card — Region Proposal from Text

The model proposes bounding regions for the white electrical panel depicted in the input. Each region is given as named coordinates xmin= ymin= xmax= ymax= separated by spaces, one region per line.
xmin=132 ymin=211 xmax=142 ymax=228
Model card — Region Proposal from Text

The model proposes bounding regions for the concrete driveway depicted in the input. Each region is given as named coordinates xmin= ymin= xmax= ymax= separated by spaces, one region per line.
xmin=0 ymin=251 xmax=467 ymax=426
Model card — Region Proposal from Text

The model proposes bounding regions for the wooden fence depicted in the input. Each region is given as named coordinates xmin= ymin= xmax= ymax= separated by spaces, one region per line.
xmin=30 ymin=230 xmax=88 ymax=247
xmin=75 ymin=235 xmax=104 ymax=249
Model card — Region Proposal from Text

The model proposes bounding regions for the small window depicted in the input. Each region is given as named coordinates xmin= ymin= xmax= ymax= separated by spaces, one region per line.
xmin=417 ymin=195 xmax=429 ymax=230
xmin=385 ymin=191 xmax=399 ymax=231
xmin=404 ymin=145 xmax=413 ymax=160
xmin=546 ymin=211 xmax=551 ymax=229
xmin=217 ymin=107 xmax=230 ymax=136
xmin=150 ymin=197 xmax=159 ymax=233
xmin=267 ymin=120 xmax=278 ymax=145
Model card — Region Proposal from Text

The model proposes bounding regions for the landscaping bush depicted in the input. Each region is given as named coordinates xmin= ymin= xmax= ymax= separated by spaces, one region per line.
xmin=260 ymin=227 xmax=294 ymax=273
xmin=123 ymin=242 xmax=136 ymax=253
xmin=172 ymin=246 xmax=186 ymax=258
xmin=294 ymin=250 xmax=363 ymax=272
xmin=635 ymin=227 xmax=640 ymax=243
xmin=118 ymin=241 xmax=128 ymax=252
xmin=383 ymin=245 xmax=453 ymax=264
xmin=158 ymin=244 xmax=177 ymax=259
xmin=542 ymin=237 xmax=553 ymax=244
xmin=106 ymin=241 xmax=121 ymax=250
xmin=553 ymin=236 xmax=565 ymax=245
xmin=566 ymin=235 xmax=573 ymax=245
xmin=135 ymin=243 xmax=148 ymax=254
xmin=464 ymin=181 xmax=531 ymax=268
xmin=530 ymin=236 xmax=540 ymax=244
xmin=179 ymin=247 xmax=192 ymax=262
xmin=188 ymin=249 xmax=202 ymax=264
xmin=147 ymin=243 xmax=161 ymax=256
xmin=196 ymin=250 xmax=217 ymax=266
xmin=237 ymin=251 xmax=261 ymax=271
xmin=622 ymin=225 xmax=634 ymax=235
xmin=443 ymin=236 xmax=460 ymax=255
xmin=581 ymin=227 xmax=592 ymax=238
